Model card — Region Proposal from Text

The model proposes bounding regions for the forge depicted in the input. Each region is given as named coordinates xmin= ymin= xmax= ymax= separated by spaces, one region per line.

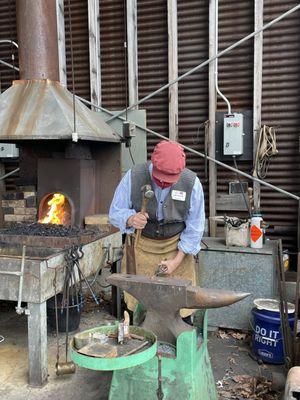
xmin=0 ymin=0 xmax=123 ymax=389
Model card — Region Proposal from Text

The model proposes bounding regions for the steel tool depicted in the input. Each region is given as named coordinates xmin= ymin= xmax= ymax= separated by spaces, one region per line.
xmin=107 ymin=273 xmax=250 ymax=344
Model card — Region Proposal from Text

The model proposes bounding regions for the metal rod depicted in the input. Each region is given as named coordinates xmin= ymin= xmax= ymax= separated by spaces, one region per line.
xmin=0 ymin=167 xmax=20 ymax=181
xmin=16 ymin=245 xmax=26 ymax=315
xmin=0 ymin=270 xmax=22 ymax=276
xmin=106 ymin=3 xmax=300 ymax=123
xmin=0 ymin=59 xmax=19 ymax=71
xmin=77 ymin=95 xmax=300 ymax=201
xmin=293 ymin=252 xmax=300 ymax=365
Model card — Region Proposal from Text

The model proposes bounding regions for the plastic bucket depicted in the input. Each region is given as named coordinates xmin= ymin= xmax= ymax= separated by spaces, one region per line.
xmin=251 ymin=298 xmax=294 ymax=364
xmin=47 ymin=293 xmax=84 ymax=333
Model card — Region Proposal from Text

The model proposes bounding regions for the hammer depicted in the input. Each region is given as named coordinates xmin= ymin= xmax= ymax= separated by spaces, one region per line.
xmin=134 ymin=184 xmax=154 ymax=249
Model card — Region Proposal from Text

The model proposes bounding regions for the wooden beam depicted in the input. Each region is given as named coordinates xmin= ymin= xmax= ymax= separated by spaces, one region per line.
xmin=253 ymin=0 xmax=263 ymax=211
xmin=127 ymin=0 xmax=138 ymax=108
xmin=88 ymin=0 xmax=101 ymax=108
xmin=56 ymin=0 xmax=67 ymax=85
xmin=208 ymin=0 xmax=217 ymax=236
xmin=167 ymin=0 xmax=178 ymax=141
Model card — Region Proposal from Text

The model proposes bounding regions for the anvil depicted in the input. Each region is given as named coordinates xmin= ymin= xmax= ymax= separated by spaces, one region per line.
xmin=107 ymin=274 xmax=250 ymax=344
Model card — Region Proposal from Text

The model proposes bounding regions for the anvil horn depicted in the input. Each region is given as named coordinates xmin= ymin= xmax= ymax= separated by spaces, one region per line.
xmin=186 ymin=286 xmax=250 ymax=309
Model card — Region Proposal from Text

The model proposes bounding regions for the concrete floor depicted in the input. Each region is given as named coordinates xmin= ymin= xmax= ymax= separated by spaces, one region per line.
xmin=0 ymin=301 xmax=284 ymax=400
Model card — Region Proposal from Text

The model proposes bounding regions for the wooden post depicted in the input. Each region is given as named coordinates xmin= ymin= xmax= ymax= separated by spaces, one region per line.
xmin=167 ymin=0 xmax=178 ymax=141
xmin=88 ymin=0 xmax=101 ymax=108
xmin=56 ymin=0 xmax=67 ymax=85
xmin=253 ymin=0 xmax=263 ymax=211
xmin=127 ymin=0 xmax=138 ymax=108
xmin=208 ymin=0 xmax=217 ymax=236
xmin=27 ymin=302 xmax=48 ymax=386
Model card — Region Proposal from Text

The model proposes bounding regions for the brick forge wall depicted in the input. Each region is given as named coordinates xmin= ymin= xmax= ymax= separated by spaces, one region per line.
xmin=2 ymin=186 xmax=37 ymax=227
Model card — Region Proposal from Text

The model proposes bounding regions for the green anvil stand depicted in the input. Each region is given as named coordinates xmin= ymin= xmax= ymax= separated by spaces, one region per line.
xmin=71 ymin=274 xmax=249 ymax=400
xmin=109 ymin=311 xmax=217 ymax=400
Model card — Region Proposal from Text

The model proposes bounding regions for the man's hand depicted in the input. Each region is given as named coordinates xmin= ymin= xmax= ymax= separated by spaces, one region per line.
xmin=127 ymin=212 xmax=149 ymax=230
xmin=159 ymin=250 xmax=186 ymax=275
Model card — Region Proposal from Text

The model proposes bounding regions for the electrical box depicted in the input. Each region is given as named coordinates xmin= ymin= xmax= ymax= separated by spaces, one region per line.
xmin=0 ymin=143 xmax=19 ymax=158
xmin=223 ymin=113 xmax=244 ymax=156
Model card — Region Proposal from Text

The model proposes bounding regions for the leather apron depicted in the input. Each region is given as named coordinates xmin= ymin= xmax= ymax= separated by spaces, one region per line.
xmin=122 ymin=234 xmax=196 ymax=318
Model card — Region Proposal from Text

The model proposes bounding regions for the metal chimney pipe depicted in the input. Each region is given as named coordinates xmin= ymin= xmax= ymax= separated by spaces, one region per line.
xmin=16 ymin=0 xmax=60 ymax=81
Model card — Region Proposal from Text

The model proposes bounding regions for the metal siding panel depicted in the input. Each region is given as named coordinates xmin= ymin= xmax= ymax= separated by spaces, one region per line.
xmin=216 ymin=1 xmax=254 ymax=217
xmin=177 ymin=0 xmax=209 ymax=210
xmin=100 ymin=0 xmax=126 ymax=110
xmin=137 ymin=0 xmax=168 ymax=156
xmin=65 ymin=0 xmax=90 ymax=101
xmin=261 ymin=1 xmax=300 ymax=250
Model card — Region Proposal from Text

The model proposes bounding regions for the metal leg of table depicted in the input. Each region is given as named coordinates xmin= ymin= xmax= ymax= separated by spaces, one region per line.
xmin=111 ymin=260 xmax=122 ymax=320
xmin=27 ymin=302 xmax=48 ymax=387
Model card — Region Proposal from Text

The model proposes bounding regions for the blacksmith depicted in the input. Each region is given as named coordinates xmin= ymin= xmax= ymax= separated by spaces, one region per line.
xmin=109 ymin=140 xmax=205 ymax=319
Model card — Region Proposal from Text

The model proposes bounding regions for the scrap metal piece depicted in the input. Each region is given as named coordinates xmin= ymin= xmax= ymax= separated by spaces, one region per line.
xmin=107 ymin=274 xmax=250 ymax=344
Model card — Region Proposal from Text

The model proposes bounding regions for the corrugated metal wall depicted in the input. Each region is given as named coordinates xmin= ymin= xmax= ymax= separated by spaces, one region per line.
xmin=0 ymin=0 xmax=18 ymax=93
xmin=0 ymin=0 xmax=19 ymax=191
xmin=100 ymin=0 xmax=126 ymax=110
xmin=177 ymin=0 xmax=209 ymax=209
xmin=261 ymin=1 xmax=300 ymax=250
xmin=64 ymin=0 xmax=90 ymax=101
xmin=137 ymin=0 xmax=169 ymax=155
xmin=216 ymin=1 xmax=254 ymax=197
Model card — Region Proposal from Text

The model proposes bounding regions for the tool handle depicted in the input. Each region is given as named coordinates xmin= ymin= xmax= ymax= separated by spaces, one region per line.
xmin=135 ymin=198 xmax=149 ymax=249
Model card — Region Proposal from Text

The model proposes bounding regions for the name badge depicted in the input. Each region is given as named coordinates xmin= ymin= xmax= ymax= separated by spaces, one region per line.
xmin=171 ymin=190 xmax=186 ymax=201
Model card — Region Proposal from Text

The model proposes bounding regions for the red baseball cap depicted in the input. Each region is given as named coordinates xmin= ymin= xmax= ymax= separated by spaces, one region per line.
xmin=151 ymin=140 xmax=186 ymax=183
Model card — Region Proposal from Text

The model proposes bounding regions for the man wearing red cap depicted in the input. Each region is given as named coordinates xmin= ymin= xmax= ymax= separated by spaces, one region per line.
xmin=109 ymin=140 xmax=205 ymax=320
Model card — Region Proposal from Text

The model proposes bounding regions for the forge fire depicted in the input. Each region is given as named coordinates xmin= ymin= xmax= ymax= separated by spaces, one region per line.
xmin=39 ymin=193 xmax=71 ymax=226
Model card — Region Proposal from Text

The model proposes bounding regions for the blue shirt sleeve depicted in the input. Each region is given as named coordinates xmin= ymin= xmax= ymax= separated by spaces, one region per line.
xmin=108 ymin=170 xmax=136 ymax=233
xmin=178 ymin=177 xmax=205 ymax=255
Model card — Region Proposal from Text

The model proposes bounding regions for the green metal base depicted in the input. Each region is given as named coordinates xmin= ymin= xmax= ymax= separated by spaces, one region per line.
xmin=109 ymin=312 xmax=217 ymax=400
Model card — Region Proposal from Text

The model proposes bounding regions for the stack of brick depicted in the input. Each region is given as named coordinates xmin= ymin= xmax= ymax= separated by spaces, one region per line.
xmin=2 ymin=186 xmax=38 ymax=226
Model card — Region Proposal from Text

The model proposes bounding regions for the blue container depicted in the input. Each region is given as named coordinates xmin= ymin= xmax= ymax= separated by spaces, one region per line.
xmin=252 ymin=302 xmax=294 ymax=364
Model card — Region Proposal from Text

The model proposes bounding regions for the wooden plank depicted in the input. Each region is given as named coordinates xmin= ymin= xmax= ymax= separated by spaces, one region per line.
xmin=88 ymin=0 xmax=101 ymax=108
xmin=209 ymin=0 xmax=217 ymax=235
xmin=167 ymin=0 xmax=178 ymax=141
xmin=253 ymin=0 xmax=263 ymax=210
xmin=216 ymin=194 xmax=250 ymax=211
xmin=127 ymin=0 xmax=138 ymax=108
xmin=56 ymin=0 xmax=67 ymax=85
xmin=85 ymin=214 xmax=109 ymax=225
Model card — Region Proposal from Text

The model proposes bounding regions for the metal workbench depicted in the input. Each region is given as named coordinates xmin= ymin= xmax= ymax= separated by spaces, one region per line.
xmin=198 ymin=237 xmax=277 ymax=331
xmin=0 ymin=231 xmax=122 ymax=387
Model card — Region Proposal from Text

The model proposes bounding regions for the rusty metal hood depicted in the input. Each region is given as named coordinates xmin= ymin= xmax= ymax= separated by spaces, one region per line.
xmin=0 ymin=79 xmax=120 ymax=142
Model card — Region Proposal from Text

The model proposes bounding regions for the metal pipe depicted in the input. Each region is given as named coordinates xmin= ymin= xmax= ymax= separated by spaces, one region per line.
xmin=16 ymin=245 xmax=26 ymax=315
xmin=0 ymin=59 xmax=19 ymax=71
xmin=0 ymin=168 xmax=20 ymax=181
xmin=106 ymin=3 xmax=300 ymax=123
xmin=16 ymin=0 xmax=59 ymax=80
xmin=215 ymin=0 xmax=231 ymax=115
xmin=0 ymin=40 xmax=18 ymax=48
xmin=77 ymin=95 xmax=300 ymax=201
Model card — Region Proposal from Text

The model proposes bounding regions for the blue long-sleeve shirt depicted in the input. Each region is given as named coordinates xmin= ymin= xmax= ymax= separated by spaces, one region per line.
xmin=109 ymin=164 xmax=205 ymax=255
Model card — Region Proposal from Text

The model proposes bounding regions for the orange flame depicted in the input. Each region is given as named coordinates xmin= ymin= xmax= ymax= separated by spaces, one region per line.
xmin=39 ymin=193 xmax=66 ymax=225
